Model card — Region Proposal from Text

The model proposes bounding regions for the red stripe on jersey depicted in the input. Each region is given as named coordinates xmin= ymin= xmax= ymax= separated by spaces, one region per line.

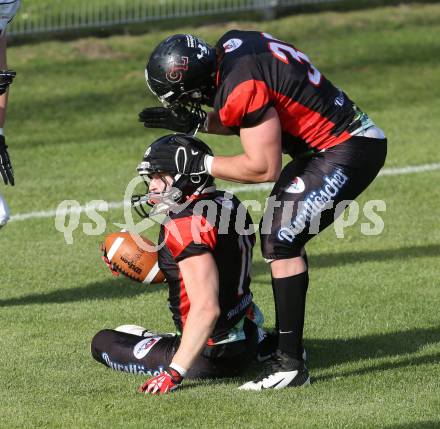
xmin=165 ymin=216 xmax=218 ymax=337
xmin=272 ymin=91 xmax=351 ymax=150
xmin=218 ymin=79 xmax=351 ymax=150
xmin=164 ymin=215 xmax=218 ymax=260
xmin=219 ymin=80 xmax=270 ymax=128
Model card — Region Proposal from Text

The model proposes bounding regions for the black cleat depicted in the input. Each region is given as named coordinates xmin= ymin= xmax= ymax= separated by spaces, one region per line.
xmin=240 ymin=350 xmax=310 ymax=390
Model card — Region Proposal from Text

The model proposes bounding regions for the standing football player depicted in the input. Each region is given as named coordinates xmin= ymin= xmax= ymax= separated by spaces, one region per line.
xmin=139 ymin=31 xmax=387 ymax=390
xmin=93 ymin=134 xmax=267 ymax=395
xmin=0 ymin=0 xmax=20 ymax=229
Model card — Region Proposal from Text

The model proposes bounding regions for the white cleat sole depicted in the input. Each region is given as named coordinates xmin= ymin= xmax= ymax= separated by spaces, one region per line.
xmin=239 ymin=370 xmax=310 ymax=391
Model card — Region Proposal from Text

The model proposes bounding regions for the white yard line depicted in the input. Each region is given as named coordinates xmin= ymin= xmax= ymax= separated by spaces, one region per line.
xmin=377 ymin=162 xmax=440 ymax=176
xmin=9 ymin=162 xmax=440 ymax=223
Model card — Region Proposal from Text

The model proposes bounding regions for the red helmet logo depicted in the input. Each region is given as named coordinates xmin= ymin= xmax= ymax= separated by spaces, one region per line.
xmin=166 ymin=56 xmax=189 ymax=83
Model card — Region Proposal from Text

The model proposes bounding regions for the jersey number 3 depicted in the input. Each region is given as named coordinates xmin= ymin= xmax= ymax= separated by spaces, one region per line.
xmin=263 ymin=33 xmax=322 ymax=86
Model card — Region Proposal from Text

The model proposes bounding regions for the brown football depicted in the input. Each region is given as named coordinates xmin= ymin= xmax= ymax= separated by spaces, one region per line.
xmin=103 ymin=231 xmax=165 ymax=284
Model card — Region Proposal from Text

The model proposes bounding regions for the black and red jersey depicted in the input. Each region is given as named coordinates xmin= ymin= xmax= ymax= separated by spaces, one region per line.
xmin=157 ymin=190 xmax=255 ymax=345
xmin=214 ymin=30 xmax=358 ymax=153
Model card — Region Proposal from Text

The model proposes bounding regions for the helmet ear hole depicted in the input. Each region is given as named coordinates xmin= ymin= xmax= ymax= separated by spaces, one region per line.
xmin=191 ymin=175 xmax=202 ymax=184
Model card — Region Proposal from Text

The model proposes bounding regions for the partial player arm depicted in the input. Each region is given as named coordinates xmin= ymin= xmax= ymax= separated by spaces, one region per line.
xmin=0 ymin=34 xmax=8 ymax=125
xmin=139 ymin=251 xmax=220 ymax=394
xmin=0 ymin=33 xmax=15 ymax=186
xmin=181 ymin=107 xmax=282 ymax=183
xmin=210 ymin=107 xmax=282 ymax=183
xmin=172 ymin=252 xmax=220 ymax=369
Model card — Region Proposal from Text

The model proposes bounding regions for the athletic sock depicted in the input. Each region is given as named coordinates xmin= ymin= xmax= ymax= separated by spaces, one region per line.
xmin=271 ymin=277 xmax=280 ymax=333
xmin=272 ymin=270 xmax=309 ymax=360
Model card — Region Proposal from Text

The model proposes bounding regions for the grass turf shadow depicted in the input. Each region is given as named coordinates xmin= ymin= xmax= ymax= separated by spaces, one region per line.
xmin=313 ymin=352 xmax=440 ymax=384
xmin=310 ymin=243 xmax=440 ymax=269
xmin=187 ymin=324 xmax=440 ymax=388
xmin=251 ymin=243 xmax=440 ymax=277
xmin=383 ymin=421 xmax=440 ymax=429
xmin=307 ymin=325 xmax=440 ymax=370
xmin=0 ymin=277 xmax=167 ymax=307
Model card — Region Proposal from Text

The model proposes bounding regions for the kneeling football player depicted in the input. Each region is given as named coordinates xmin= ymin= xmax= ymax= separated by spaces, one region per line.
xmin=92 ymin=134 xmax=267 ymax=394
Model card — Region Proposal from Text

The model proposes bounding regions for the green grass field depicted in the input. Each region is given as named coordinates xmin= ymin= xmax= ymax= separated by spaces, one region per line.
xmin=14 ymin=0 xmax=234 ymax=27
xmin=1 ymin=3 xmax=440 ymax=428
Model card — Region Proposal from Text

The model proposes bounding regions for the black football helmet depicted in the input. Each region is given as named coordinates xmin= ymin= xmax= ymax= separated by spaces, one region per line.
xmin=131 ymin=134 xmax=215 ymax=218
xmin=145 ymin=34 xmax=217 ymax=108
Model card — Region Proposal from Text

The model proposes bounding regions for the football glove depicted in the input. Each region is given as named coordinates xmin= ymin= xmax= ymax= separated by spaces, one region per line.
xmin=100 ymin=244 xmax=120 ymax=277
xmin=0 ymin=70 xmax=16 ymax=95
xmin=0 ymin=135 xmax=14 ymax=186
xmin=138 ymin=105 xmax=206 ymax=134
xmin=183 ymin=148 xmax=211 ymax=176
xmin=138 ymin=367 xmax=183 ymax=395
